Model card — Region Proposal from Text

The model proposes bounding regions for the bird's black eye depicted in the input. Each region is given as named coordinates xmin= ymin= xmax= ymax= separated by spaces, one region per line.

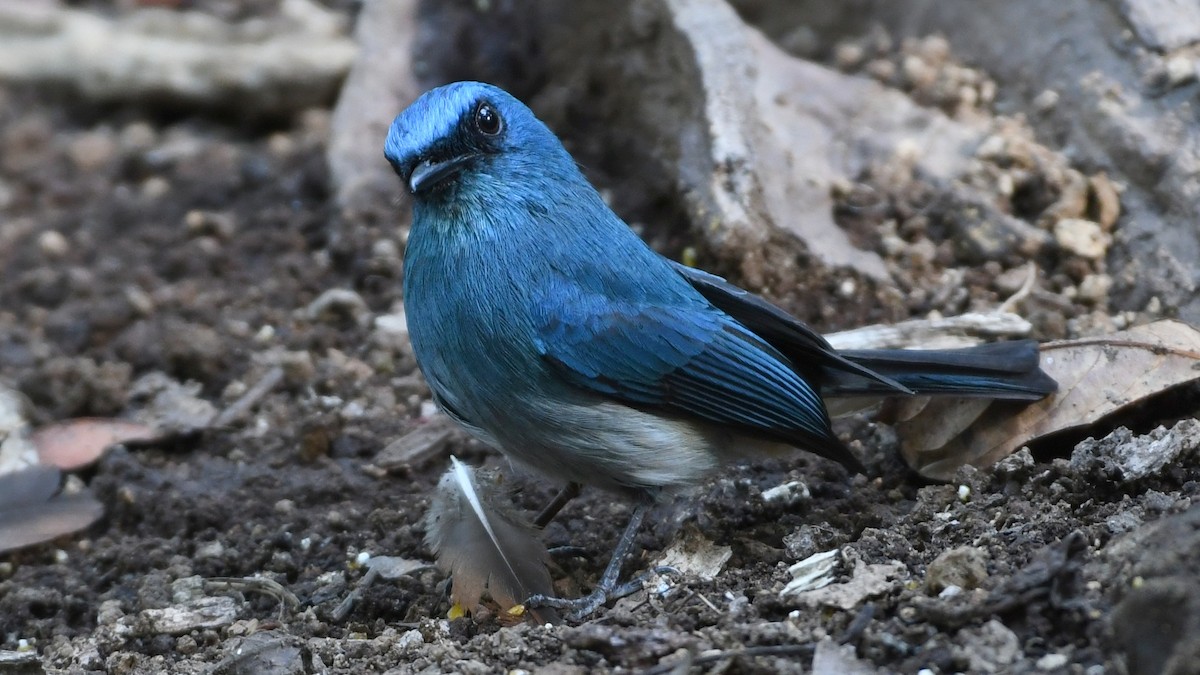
xmin=474 ymin=102 xmax=502 ymax=136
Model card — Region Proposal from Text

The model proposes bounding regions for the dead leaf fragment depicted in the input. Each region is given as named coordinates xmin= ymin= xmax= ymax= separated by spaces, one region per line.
xmin=364 ymin=556 xmax=427 ymax=580
xmin=0 ymin=466 xmax=104 ymax=554
xmin=655 ymin=529 xmax=732 ymax=581
xmin=32 ymin=418 xmax=159 ymax=470
xmin=373 ymin=414 xmax=461 ymax=472
xmin=900 ymin=320 xmax=1200 ymax=480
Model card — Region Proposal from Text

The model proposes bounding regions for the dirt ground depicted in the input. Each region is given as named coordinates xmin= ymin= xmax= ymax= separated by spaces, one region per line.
xmin=2 ymin=2 xmax=1199 ymax=674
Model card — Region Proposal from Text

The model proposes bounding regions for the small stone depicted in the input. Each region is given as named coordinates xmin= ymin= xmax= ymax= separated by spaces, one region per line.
xmin=1077 ymin=273 xmax=1112 ymax=303
xmin=835 ymin=43 xmax=865 ymax=70
xmin=397 ymin=629 xmax=424 ymax=650
xmin=196 ymin=541 xmax=224 ymax=559
xmin=915 ymin=35 xmax=951 ymax=64
xmin=1164 ymin=55 xmax=1197 ymax=87
xmin=124 ymin=286 xmax=155 ymax=315
xmin=902 ymin=54 xmax=937 ymax=90
xmin=1037 ymin=653 xmax=1069 ymax=670
xmin=1071 ymin=420 xmax=1200 ymax=481
xmin=372 ymin=238 xmax=400 ymax=260
xmin=175 ymin=635 xmax=198 ymax=655
xmin=1032 ymin=89 xmax=1060 ymax=111
xmin=993 ymin=266 xmax=1032 ymax=294
xmin=140 ymin=597 xmax=239 ymax=635
xmin=38 ymin=230 xmax=69 ymax=257
xmin=925 ymin=546 xmax=988 ymax=594
xmin=141 ymin=176 xmax=171 ymax=199
xmin=762 ymin=480 xmax=811 ymax=505
xmin=953 ymin=619 xmax=1020 ymax=672
xmin=68 ymin=131 xmax=117 ymax=171
xmin=938 ymin=584 xmax=963 ymax=598
xmin=1054 ymin=218 xmax=1110 ymax=259
xmin=1088 ymin=173 xmax=1122 ymax=230
xmin=994 ymin=448 xmax=1036 ymax=475
xmin=276 ymin=350 xmax=315 ymax=387
xmin=119 ymin=122 xmax=158 ymax=154
xmin=306 ymin=288 xmax=369 ymax=325
xmin=866 ymin=59 xmax=897 ymax=81
xmin=267 ymin=132 xmax=295 ymax=158
xmin=183 ymin=210 xmax=236 ymax=239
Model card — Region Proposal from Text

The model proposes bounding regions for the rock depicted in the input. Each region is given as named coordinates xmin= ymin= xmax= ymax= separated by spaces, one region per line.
xmin=1077 ymin=273 xmax=1112 ymax=303
xmin=1070 ymin=420 xmax=1200 ymax=481
xmin=925 ymin=546 xmax=988 ymax=594
xmin=139 ymin=596 xmax=239 ymax=635
xmin=761 ymin=479 xmax=811 ymax=505
xmin=305 ymin=288 xmax=369 ymax=326
xmin=952 ymin=619 xmax=1021 ymax=672
xmin=786 ymin=553 xmax=905 ymax=609
xmin=1054 ymin=218 xmax=1110 ymax=259
xmin=67 ymin=130 xmax=117 ymax=171
xmin=36 ymin=231 xmax=69 ymax=258
xmin=812 ymin=639 xmax=879 ymax=675
xmin=183 ymin=210 xmax=236 ymax=239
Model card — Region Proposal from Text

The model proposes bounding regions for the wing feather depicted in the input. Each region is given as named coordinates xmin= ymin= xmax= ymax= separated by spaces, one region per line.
xmin=535 ymin=293 xmax=854 ymax=466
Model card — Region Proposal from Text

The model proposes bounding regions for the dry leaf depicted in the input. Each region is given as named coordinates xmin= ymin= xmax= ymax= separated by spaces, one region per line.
xmin=32 ymin=418 xmax=159 ymax=470
xmin=0 ymin=466 xmax=104 ymax=553
xmin=900 ymin=320 xmax=1200 ymax=480
xmin=373 ymin=414 xmax=461 ymax=472
xmin=424 ymin=457 xmax=559 ymax=624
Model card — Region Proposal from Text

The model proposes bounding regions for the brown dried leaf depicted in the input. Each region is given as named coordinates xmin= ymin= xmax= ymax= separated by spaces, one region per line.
xmin=32 ymin=418 xmax=159 ymax=470
xmin=0 ymin=466 xmax=104 ymax=553
xmin=900 ymin=320 xmax=1200 ymax=480
xmin=373 ymin=414 xmax=461 ymax=472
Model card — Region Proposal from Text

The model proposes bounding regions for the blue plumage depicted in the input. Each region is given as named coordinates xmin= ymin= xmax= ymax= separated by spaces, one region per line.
xmin=384 ymin=81 xmax=1056 ymax=497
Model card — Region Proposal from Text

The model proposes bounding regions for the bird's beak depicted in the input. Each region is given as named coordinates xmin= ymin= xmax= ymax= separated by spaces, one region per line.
xmin=408 ymin=154 xmax=476 ymax=195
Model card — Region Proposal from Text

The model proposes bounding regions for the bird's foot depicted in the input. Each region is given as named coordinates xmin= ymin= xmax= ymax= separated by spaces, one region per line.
xmin=525 ymin=566 xmax=680 ymax=621
xmin=525 ymin=589 xmax=609 ymax=622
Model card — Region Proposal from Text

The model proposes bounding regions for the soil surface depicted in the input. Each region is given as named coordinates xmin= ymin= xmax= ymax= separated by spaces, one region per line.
xmin=1 ymin=3 xmax=1198 ymax=675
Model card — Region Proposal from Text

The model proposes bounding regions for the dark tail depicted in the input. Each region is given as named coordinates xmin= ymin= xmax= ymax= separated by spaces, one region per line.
xmin=825 ymin=340 xmax=1057 ymax=400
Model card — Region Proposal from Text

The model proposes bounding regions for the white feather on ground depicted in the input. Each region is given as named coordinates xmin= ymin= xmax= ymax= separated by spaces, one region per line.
xmin=424 ymin=456 xmax=559 ymax=623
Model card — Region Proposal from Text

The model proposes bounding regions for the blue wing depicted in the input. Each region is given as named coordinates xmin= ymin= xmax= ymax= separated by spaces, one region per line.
xmin=533 ymin=291 xmax=856 ymax=466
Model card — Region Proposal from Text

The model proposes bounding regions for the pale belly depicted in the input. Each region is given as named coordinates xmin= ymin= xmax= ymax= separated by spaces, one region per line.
xmin=477 ymin=395 xmax=786 ymax=497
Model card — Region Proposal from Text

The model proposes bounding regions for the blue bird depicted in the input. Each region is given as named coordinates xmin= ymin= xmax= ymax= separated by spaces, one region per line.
xmin=385 ymin=81 xmax=1056 ymax=618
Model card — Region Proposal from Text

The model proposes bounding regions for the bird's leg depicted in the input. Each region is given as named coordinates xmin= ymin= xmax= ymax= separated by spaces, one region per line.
xmin=533 ymin=481 xmax=581 ymax=529
xmin=526 ymin=503 xmax=648 ymax=621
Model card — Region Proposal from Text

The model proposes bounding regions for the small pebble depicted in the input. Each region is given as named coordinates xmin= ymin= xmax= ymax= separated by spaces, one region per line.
xmin=925 ymin=546 xmax=989 ymax=594
xmin=184 ymin=210 xmax=236 ymax=239
xmin=306 ymin=288 xmax=369 ymax=324
xmin=1032 ymin=89 xmax=1060 ymax=111
xmin=1164 ymin=55 xmax=1197 ymax=87
xmin=68 ymin=131 xmax=117 ymax=171
xmin=835 ymin=43 xmax=865 ymax=70
xmin=37 ymin=230 xmax=69 ymax=257
xmin=1037 ymin=653 xmax=1069 ymax=670
xmin=1077 ymin=273 xmax=1112 ymax=303
xmin=1054 ymin=218 xmax=1110 ymax=259
xmin=141 ymin=176 xmax=171 ymax=199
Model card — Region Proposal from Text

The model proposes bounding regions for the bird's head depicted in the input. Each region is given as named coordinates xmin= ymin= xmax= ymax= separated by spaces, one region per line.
xmin=384 ymin=81 xmax=576 ymax=203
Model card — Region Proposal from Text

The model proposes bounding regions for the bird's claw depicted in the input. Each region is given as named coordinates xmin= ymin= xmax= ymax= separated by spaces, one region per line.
xmin=526 ymin=566 xmax=684 ymax=621
xmin=525 ymin=589 xmax=609 ymax=622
